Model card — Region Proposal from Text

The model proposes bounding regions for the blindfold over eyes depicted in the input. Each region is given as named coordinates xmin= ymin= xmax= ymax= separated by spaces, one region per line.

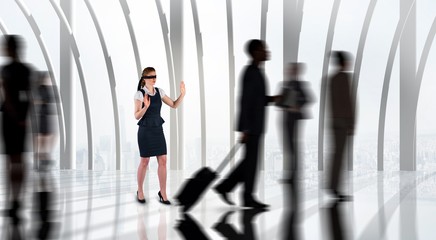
xmin=141 ymin=75 xmax=157 ymax=79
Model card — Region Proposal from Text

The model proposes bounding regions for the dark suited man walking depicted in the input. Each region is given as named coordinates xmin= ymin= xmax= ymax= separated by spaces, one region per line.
xmin=327 ymin=51 xmax=355 ymax=201
xmin=1 ymin=35 xmax=32 ymax=239
xmin=214 ymin=39 xmax=276 ymax=209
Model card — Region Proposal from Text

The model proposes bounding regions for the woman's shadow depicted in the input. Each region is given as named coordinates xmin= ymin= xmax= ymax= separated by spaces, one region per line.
xmin=137 ymin=205 xmax=170 ymax=240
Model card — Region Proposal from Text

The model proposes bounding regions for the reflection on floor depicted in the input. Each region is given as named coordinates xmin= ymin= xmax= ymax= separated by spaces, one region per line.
xmin=1 ymin=169 xmax=436 ymax=239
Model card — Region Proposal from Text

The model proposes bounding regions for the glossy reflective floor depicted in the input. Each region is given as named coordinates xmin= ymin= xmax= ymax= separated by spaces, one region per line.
xmin=1 ymin=168 xmax=436 ymax=239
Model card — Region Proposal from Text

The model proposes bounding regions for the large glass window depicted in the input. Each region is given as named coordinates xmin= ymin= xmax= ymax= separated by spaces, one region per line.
xmin=1 ymin=0 xmax=435 ymax=172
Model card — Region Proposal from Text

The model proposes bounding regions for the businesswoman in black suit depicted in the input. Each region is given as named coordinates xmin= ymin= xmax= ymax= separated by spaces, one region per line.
xmin=134 ymin=67 xmax=185 ymax=204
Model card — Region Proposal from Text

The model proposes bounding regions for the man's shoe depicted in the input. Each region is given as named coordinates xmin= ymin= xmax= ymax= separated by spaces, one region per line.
xmin=242 ymin=208 xmax=268 ymax=223
xmin=330 ymin=190 xmax=353 ymax=202
xmin=243 ymin=199 xmax=269 ymax=209
xmin=214 ymin=187 xmax=235 ymax=206
xmin=337 ymin=194 xmax=353 ymax=202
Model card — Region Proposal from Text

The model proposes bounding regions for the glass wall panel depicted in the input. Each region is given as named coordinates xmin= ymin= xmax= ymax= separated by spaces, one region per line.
xmin=0 ymin=0 xmax=434 ymax=173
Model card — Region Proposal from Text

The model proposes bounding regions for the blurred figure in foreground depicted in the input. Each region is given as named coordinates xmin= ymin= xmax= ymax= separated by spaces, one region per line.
xmin=277 ymin=62 xmax=313 ymax=240
xmin=33 ymin=71 xmax=59 ymax=239
xmin=1 ymin=35 xmax=32 ymax=239
xmin=214 ymin=39 xmax=278 ymax=209
xmin=324 ymin=199 xmax=348 ymax=240
xmin=326 ymin=51 xmax=355 ymax=201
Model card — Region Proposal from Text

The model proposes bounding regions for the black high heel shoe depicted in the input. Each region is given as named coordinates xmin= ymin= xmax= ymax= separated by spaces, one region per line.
xmin=137 ymin=191 xmax=146 ymax=204
xmin=158 ymin=191 xmax=171 ymax=205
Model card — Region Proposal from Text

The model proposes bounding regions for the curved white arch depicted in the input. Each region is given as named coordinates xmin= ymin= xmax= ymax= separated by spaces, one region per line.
xmin=0 ymin=18 xmax=8 ymax=35
xmin=83 ymin=0 xmax=121 ymax=170
xmin=377 ymin=0 xmax=416 ymax=170
xmin=260 ymin=0 xmax=268 ymax=41
xmin=155 ymin=0 xmax=179 ymax=168
xmin=226 ymin=0 xmax=236 ymax=166
xmin=49 ymin=0 xmax=94 ymax=168
xmin=414 ymin=18 xmax=436 ymax=107
xmin=13 ymin=0 xmax=67 ymax=166
xmin=119 ymin=0 xmax=142 ymax=77
xmin=351 ymin=0 xmax=378 ymax=170
xmin=189 ymin=0 xmax=207 ymax=166
xmin=412 ymin=17 xmax=436 ymax=169
xmin=317 ymin=0 xmax=342 ymax=171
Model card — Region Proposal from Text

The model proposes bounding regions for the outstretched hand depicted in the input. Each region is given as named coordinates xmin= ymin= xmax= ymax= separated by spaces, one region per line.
xmin=180 ymin=81 xmax=186 ymax=96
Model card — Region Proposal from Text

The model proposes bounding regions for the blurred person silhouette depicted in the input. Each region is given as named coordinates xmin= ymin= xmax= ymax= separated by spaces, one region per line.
xmin=324 ymin=199 xmax=347 ymax=240
xmin=1 ymin=35 xmax=32 ymax=239
xmin=326 ymin=51 xmax=355 ymax=201
xmin=34 ymin=71 xmax=57 ymax=170
xmin=278 ymin=62 xmax=312 ymax=182
xmin=281 ymin=197 xmax=299 ymax=240
xmin=213 ymin=208 xmax=267 ymax=240
xmin=134 ymin=67 xmax=185 ymax=205
xmin=32 ymin=71 xmax=59 ymax=239
xmin=214 ymin=39 xmax=278 ymax=209
xmin=278 ymin=62 xmax=312 ymax=240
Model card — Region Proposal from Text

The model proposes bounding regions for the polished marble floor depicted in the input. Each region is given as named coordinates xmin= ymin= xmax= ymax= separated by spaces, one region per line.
xmin=1 ymin=167 xmax=436 ymax=239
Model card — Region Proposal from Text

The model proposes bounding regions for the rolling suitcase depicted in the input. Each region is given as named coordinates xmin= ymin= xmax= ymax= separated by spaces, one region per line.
xmin=175 ymin=144 xmax=241 ymax=212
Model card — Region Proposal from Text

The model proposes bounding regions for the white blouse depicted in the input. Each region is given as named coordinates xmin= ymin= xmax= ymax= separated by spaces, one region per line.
xmin=134 ymin=87 xmax=166 ymax=102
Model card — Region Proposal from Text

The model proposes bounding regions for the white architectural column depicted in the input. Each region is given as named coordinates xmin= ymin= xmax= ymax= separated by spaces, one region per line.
xmin=400 ymin=0 xmax=416 ymax=171
xmin=189 ymin=0 xmax=206 ymax=167
xmin=226 ymin=0 xmax=236 ymax=167
xmin=400 ymin=173 xmax=417 ymax=240
xmin=283 ymin=0 xmax=304 ymax=171
xmin=318 ymin=0 xmax=341 ymax=171
xmin=170 ymin=0 xmax=183 ymax=169
xmin=60 ymin=0 xmax=74 ymax=169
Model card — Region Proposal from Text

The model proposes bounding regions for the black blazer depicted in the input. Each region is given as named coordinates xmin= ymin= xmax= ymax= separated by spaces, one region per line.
xmin=280 ymin=80 xmax=311 ymax=119
xmin=328 ymin=71 xmax=355 ymax=127
xmin=237 ymin=64 xmax=272 ymax=135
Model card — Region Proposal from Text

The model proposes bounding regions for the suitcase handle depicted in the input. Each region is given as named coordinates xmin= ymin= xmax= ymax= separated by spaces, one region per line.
xmin=216 ymin=143 xmax=241 ymax=173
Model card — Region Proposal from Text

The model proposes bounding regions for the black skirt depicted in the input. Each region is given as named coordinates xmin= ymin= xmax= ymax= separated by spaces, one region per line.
xmin=137 ymin=126 xmax=167 ymax=157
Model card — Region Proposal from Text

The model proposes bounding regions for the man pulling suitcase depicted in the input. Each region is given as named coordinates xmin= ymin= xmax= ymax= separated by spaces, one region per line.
xmin=213 ymin=39 xmax=278 ymax=209
xmin=176 ymin=39 xmax=278 ymax=211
